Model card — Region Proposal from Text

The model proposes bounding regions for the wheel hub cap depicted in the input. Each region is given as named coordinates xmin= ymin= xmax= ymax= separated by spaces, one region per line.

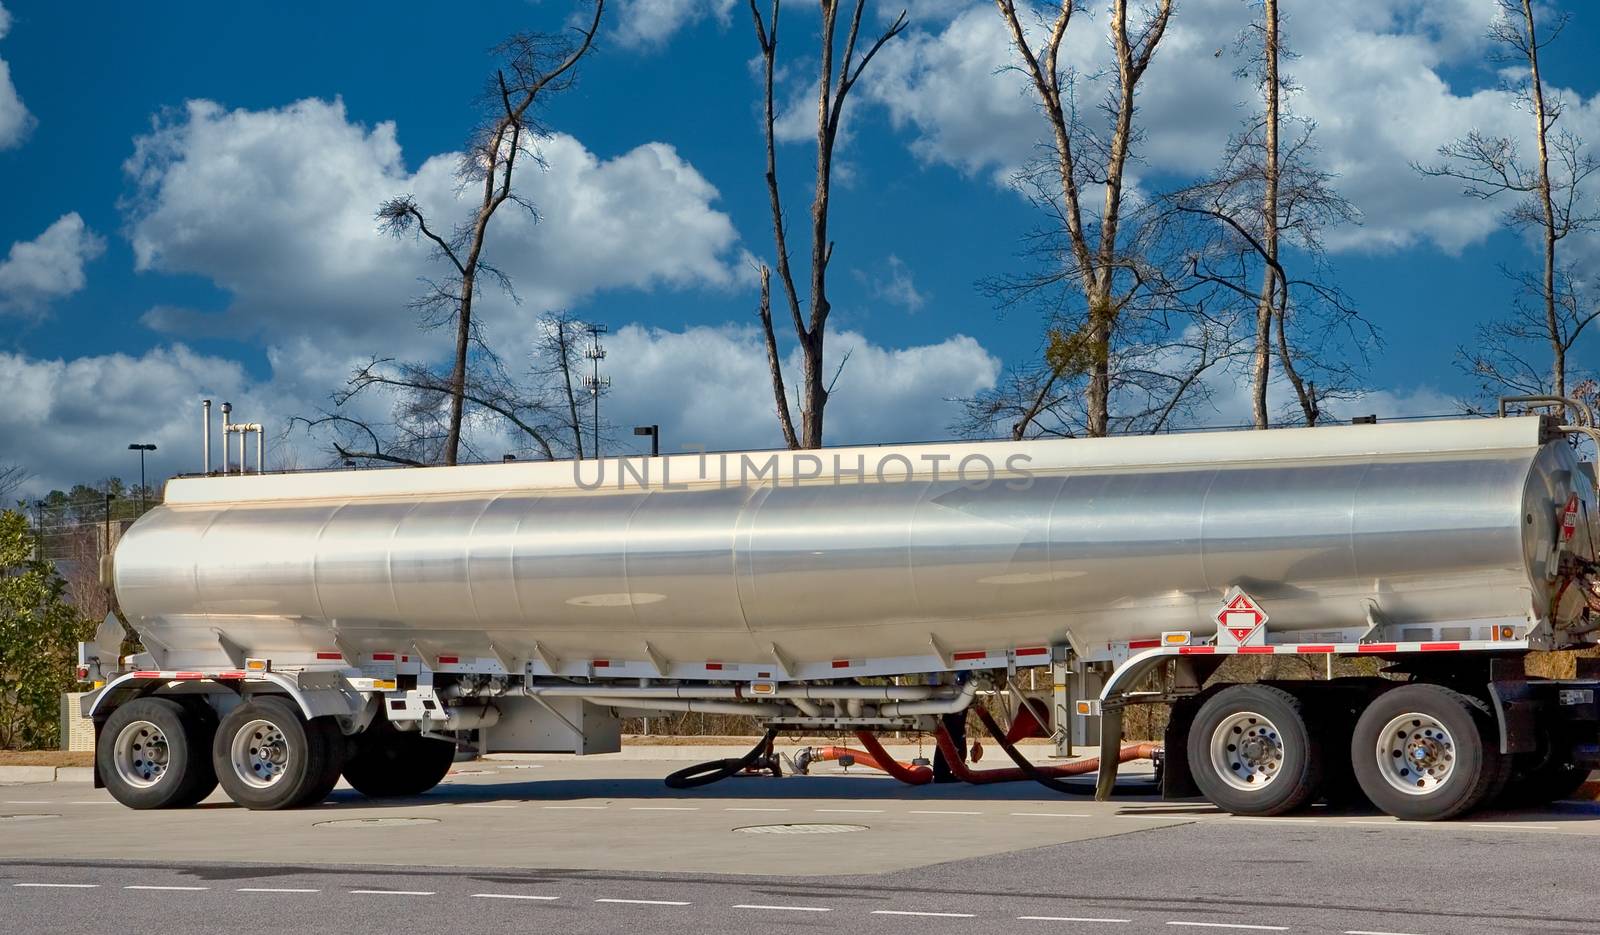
xmin=1209 ymin=711 xmax=1284 ymax=792
xmin=1377 ymin=712 xmax=1456 ymax=795
xmin=112 ymin=720 xmax=171 ymax=789
xmin=230 ymin=718 xmax=291 ymax=789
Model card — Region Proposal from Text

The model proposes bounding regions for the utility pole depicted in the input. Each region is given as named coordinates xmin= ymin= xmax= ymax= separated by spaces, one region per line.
xmin=128 ymin=443 xmax=157 ymax=515
xmin=633 ymin=424 xmax=660 ymax=457
xmin=583 ymin=324 xmax=610 ymax=459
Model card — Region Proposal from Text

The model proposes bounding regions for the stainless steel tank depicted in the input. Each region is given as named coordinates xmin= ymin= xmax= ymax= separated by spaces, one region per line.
xmin=113 ymin=417 xmax=1597 ymax=672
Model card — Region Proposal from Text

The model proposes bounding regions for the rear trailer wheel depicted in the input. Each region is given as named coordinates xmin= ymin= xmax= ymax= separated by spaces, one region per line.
xmin=1497 ymin=726 xmax=1590 ymax=808
xmin=213 ymin=696 xmax=336 ymax=810
xmin=1351 ymin=684 xmax=1504 ymax=821
xmin=1187 ymin=684 xmax=1323 ymax=816
xmin=98 ymin=697 xmax=217 ymax=810
xmin=342 ymin=721 xmax=457 ymax=799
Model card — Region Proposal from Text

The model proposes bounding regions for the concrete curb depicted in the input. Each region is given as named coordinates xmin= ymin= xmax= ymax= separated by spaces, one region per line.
xmin=0 ymin=765 xmax=93 ymax=784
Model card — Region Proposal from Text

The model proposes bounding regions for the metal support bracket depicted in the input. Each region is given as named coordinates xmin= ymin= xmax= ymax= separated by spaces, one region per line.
xmin=642 ymin=642 xmax=670 ymax=678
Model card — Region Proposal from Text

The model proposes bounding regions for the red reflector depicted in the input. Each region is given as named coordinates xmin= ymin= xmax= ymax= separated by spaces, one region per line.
xmin=1016 ymin=647 xmax=1048 ymax=657
xmin=437 ymin=655 xmax=460 ymax=665
xmin=1419 ymin=642 xmax=1461 ymax=652
xmin=1178 ymin=647 xmax=1215 ymax=655
xmin=952 ymin=651 xmax=987 ymax=662
xmin=315 ymin=652 xmax=343 ymax=660
xmin=1294 ymin=645 xmax=1335 ymax=654
xmin=757 ymin=671 xmax=771 ymax=678
xmin=74 ymin=666 xmax=89 ymax=680
xmin=372 ymin=652 xmax=396 ymax=662
xmin=705 ymin=662 xmax=724 ymax=671
xmin=1238 ymin=646 xmax=1275 ymax=655
xmin=1358 ymin=643 xmax=1398 ymax=653
xmin=831 ymin=660 xmax=851 ymax=669
xmin=1128 ymin=639 xmax=1161 ymax=650
xmin=593 ymin=659 xmax=611 ymax=668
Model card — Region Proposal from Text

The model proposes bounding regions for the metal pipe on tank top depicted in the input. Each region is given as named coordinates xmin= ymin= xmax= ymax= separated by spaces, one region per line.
xmin=202 ymin=400 xmax=212 ymax=474
xmin=219 ymin=402 xmax=232 ymax=475
xmin=257 ymin=428 xmax=265 ymax=475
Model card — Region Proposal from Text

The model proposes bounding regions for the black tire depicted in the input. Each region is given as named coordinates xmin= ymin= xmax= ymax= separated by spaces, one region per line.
xmin=1497 ymin=726 xmax=1590 ymax=808
xmin=98 ymin=697 xmax=218 ymax=810
xmin=1351 ymin=683 xmax=1505 ymax=821
xmin=212 ymin=696 xmax=334 ymax=810
xmin=341 ymin=719 xmax=457 ymax=799
xmin=1187 ymin=684 xmax=1323 ymax=816
xmin=172 ymin=700 xmax=221 ymax=807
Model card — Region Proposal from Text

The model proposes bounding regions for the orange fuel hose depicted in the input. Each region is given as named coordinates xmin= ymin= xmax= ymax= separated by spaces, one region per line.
xmin=933 ymin=713 xmax=1158 ymax=785
xmin=799 ymin=738 xmax=934 ymax=785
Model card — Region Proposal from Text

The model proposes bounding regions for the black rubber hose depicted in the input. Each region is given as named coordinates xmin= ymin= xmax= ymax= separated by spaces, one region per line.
xmin=663 ymin=728 xmax=780 ymax=790
xmin=974 ymin=707 xmax=1154 ymax=797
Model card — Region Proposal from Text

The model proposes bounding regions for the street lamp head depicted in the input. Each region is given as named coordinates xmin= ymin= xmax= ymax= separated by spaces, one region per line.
xmin=128 ymin=443 xmax=157 ymax=451
xmin=633 ymin=426 xmax=656 ymax=436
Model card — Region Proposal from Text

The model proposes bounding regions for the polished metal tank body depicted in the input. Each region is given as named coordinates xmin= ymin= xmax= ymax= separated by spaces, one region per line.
xmin=114 ymin=417 xmax=1597 ymax=673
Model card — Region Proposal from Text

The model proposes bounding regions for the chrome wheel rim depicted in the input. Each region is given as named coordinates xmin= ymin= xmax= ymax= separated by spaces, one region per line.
xmin=1376 ymin=712 xmax=1456 ymax=796
xmin=113 ymin=720 xmax=170 ymax=788
xmin=1209 ymin=711 xmax=1284 ymax=792
xmin=230 ymin=718 xmax=291 ymax=789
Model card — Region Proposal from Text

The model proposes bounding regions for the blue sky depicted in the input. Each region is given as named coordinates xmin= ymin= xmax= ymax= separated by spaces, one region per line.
xmin=1 ymin=0 xmax=1598 ymax=491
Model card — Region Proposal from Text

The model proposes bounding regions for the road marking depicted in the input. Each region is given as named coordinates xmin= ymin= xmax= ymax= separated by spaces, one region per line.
xmin=3 ymin=800 xmax=49 ymax=804
xmin=815 ymin=808 xmax=883 ymax=813
xmin=13 ymin=883 xmax=98 ymax=888
xmin=472 ymin=893 xmax=561 ymax=901
xmin=542 ymin=805 xmax=608 ymax=810
xmin=1343 ymin=930 xmax=1428 ymax=935
xmin=68 ymin=801 xmax=115 ymax=805
xmin=595 ymin=898 xmax=691 ymax=906
xmin=734 ymin=904 xmax=833 ymax=913
xmin=629 ymin=806 xmax=699 ymax=811
xmin=1463 ymin=822 xmax=1561 ymax=832
xmin=237 ymin=888 xmax=321 ymax=893
xmin=872 ymin=910 xmax=977 ymax=918
xmin=125 ymin=885 xmax=210 ymax=891
xmin=909 ymin=809 xmax=983 ymax=815
xmin=726 ymin=807 xmax=790 ymax=812
xmin=1166 ymin=923 xmax=1288 ymax=931
xmin=1019 ymin=916 xmax=1131 ymax=923
xmin=459 ymin=804 xmax=518 ymax=809
xmin=349 ymin=889 xmax=435 ymax=896
xmin=1010 ymin=812 xmax=1090 ymax=818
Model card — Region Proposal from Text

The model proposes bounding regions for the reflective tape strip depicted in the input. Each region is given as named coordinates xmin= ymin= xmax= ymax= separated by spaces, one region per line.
xmin=437 ymin=655 xmax=460 ymax=665
xmin=315 ymin=652 xmax=343 ymax=660
xmin=1016 ymin=646 xmax=1050 ymax=657
xmin=1128 ymin=639 xmax=1162 ymax=650
xmin=952 ymin=651 xmax=988 ymax=662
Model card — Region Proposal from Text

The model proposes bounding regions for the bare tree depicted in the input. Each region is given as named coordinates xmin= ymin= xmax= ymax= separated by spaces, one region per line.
xmin=1417 ymin=0 xmax=1599 ymax=413
xmin=0 ymin=464 xmax=27 ymax=505
xmin=750 ymin=0 xmax=907 ymax=449
xmin=989 ymin=0 xmax=1175 ymax=439
xmin=376 ymin=2 xmax=604 ymax=465
xmin=1164 ymin=2 xmax=1367 ymax=427
xmin=533 ymin=311 xmax=593 ymax=458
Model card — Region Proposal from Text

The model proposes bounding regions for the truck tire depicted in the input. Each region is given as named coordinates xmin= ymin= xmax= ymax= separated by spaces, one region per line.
xmin=1350 ymin=683 xmax=1505 ymax=821
xmin=213 ymin=696 xmax=338 ymax=810
xmin=98 ymin=697 xmax=218 ymax=810
xmin=1497 ymin=726 xmax=1590 ymax=808
xmin=1187 ymin=684 xmax=1323 ymax=816
xmin=342 ymin=721 xmax=456 ymax=799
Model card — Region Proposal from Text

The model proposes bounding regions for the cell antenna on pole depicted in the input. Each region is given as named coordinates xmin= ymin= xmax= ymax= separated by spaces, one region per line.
xmin=583 ymin=323 xmax=610 ymax=460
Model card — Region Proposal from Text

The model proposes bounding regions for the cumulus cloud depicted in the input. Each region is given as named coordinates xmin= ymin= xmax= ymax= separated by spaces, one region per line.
xmin=857 ymin=254 xmax=926 ymax=312
xmin=864 ymin=0 xmax=1600 ymax=254
xmin=123 ymin=97 xmax=746 ymax=355
xmin=612 ymin=0 xmax=737 ymax=48
xmin=0 ymin=213 xmax=105 ymax=314
xmin=0 ymin=1 xmax=34 ymax=149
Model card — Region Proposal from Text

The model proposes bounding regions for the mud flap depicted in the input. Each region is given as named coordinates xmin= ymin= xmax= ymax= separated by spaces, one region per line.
xmin=1161 ymin=695 xmax=1202 ymax=799
xmin=1094 ymin=707 xmax=1123 ymax=801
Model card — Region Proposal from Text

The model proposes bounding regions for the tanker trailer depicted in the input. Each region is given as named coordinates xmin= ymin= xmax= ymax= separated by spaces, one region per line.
xmin=79 ymin=400 xmax=1600 ymax=820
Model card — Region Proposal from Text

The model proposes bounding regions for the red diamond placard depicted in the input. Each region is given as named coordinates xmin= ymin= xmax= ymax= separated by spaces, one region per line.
xmin=1215 ymin=587 xmax=1268 ymax=647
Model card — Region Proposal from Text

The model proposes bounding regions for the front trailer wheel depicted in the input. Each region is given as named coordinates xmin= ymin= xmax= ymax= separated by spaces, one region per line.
xmin=1187 ymin=684 xmax=1323 ymax=816
xmin=213 ymin=696 xmax=342 ymax=810
xmin=98 ymin=697 xmax=218 ymax=810
xmin=341 ymin=720 xmax=457 ymax=799
xmin=1350 ymin=683 xmax=1505 ymax=821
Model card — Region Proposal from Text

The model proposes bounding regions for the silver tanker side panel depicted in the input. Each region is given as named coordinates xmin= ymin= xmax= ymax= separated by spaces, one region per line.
xmin=112 ymin=417 xmax=1595 ymax=672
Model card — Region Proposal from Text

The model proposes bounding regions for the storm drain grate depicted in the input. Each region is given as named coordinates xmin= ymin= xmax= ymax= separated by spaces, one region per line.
xmin=734 ymin=823 xmax=868 ymax=835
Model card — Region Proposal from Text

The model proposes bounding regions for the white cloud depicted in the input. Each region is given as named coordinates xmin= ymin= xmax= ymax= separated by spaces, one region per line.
xmin=0 ymin=1 xmax=34 ymax=149
xmin=0 ymin=213 xmax=105 ymax=314
xmin=864 ymin=0 xmax=1600 ymax=254
xmin=613 ymin=0 xmax=737 ymax=48
xmin=123 ymin=97 xmax=746 ymax=355
xmin=858 ymin=254 xmax=926 ymax=312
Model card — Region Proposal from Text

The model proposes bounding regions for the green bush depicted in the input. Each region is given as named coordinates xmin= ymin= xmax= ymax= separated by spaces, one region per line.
xmin=0 ymin=510 xmax=91 ymax=749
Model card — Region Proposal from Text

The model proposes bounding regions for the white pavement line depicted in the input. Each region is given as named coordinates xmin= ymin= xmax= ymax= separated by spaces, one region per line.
xmin=595 ymin=898 xmax=691 ymax=906
xmin=542 ymin=805 xmax=608 ymax=810
xmin=472 ymin=893 xmax=561 ymax=901
xmin=909 ymin=810 xmax=983 ymax=815
xmin=815 ymin=808 xmax=884 ymax=813
xmin=1343 ymin=930 xmax=1428 ymax=935
xmin=237 ymin=888 xmax=320 ymax=893
xmin=1463 ymin=823 xmax=1562 ymax=832
xmin=1010 ymin=812 xmax=1091 ymax=818
xmin=3 ymin=800 xmax=49 ymax=804
xmin=68 ymin=801 xmax=115 ymax=805
xmin=13 ymin=883 xmax=98 ymax=889
xmin=125 ymin=885 xmax=210 ymax=891
xmin=872 ymin=910 xmax=977 ymax=918
xmin=734 ymin=904 xmax=833 ymax=913
xmin=459 ymin=804 xmax=518 ymax=809
xmin=629 ymin=806 xmax=699 ymax=811
xmin=349 ymin=889 xmax=436 ymax=896
xmin=726 ymin=807 xmax=790 ymax=812
xmin=1166 ymin=923 xmax=1288 ymax=931
xmin=1019 ymin=916 xmax=1131 ymax=923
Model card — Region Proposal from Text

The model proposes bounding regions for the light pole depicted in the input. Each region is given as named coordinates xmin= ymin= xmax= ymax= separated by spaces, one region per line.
xmin=583 ymin=324 xmax=610 ymax=459
xmin=633 ymin=424 xmax=660 ymax=457
xmin=127 ymin=443 xmax=157 ymax=515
